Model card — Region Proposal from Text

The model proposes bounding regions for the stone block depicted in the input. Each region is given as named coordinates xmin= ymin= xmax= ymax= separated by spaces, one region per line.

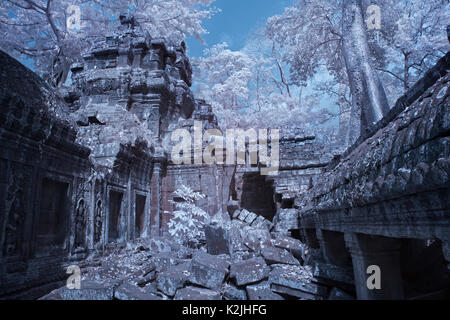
xmin=246 ymin=281 xmax=284 ymax=300
xmin=261 ymin=246 xmax=300 ymax=265
xmin=189 ymin=252 xmax=230 ymax=290
xmin=156 ymin=262 xmax=191 ymax=297
xmin=205 ymin=224 xmax=233 ymax=255
xmin=59 ymin=280 xmax=115 ymax=300
xmin=222 ymin=283 xmax=247 ymax=300
xmin=230 ymin=257 xmax=269 ymax=286
xmin=174 ymin=286 xmax=221 ymax=300
xmin=271 ymin=235 xmax=305 ymax=260
xmin=269 ymin=264 xmax=327 ymax=297
xmin=114 ymin=282 xmax=162 ymax=300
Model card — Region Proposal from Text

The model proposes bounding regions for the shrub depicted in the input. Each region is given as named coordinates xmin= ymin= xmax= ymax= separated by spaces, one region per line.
xmin=168 ymin=185 xmax=209 ymax=247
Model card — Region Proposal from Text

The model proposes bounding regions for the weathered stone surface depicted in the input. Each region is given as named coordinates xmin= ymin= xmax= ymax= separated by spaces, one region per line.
xmin=230 ymin=257 xmax=270 ymax=286
xmin=272 ymin=235 xmax=305 ymax=260
xmin=269 ymin=264 xmax=326 ymax=297
xmin=114 ymin=282 xmax=162 ymax=300
xmin=174 ymin=286 xmax=221 ymax=300
xmin=241 ymin=227 xmax=272 ymax=252
xmin=136 ymin=270 xmax=156 ymax=287
xmin=189 ymin=252 xmax=230 ymax=290
xmin=58 ymin=280 xmax=115 ymax=300
xmin=205 ymin=224 xmax=233 ymax=255
xmin=313 ymin=263 xmax=355 ymax=286
xmin=222 ymin=283 xmax=247 ymax=300
xmin=150 ymin=252 xmax=181 ymax=272
xmin=271 ymin=283 xmax=322 ymax=300
xmin=273 ymin=209 xmax=298 ymax=234
xmin=156 ymin=262 xmax=191 ymax=297
xmin=244 ymin=212 xmax=258 ymax=224
xmin=246 ymin=281 xmax=284 ymax=300
xmin=238 ymin=209 xmax=251 ymax=222
xmin=261 ymin=246 xmax=300 ymax=265
xmin=228 ymin=225 xmax=247 ymax=252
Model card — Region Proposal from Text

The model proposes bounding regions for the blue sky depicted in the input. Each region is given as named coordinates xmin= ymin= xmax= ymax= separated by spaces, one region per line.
xmin=186 ymin=0 xmax=295 ymax=57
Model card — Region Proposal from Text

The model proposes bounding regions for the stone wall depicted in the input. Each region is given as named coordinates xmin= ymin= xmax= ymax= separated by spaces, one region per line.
xmin=297 ymin=52 xmax=450 ymax=299
xmin=0 ymin=51 xmax=91 ymax=298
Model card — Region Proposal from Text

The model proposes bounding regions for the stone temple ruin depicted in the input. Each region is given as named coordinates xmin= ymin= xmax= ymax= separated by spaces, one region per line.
xmin=0 ymin=18 xmax=449 ymax=300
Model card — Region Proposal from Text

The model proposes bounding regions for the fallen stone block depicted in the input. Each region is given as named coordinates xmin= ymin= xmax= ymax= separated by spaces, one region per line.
xmin=244 ymin=212 xmax=258 ymax=224
xmin=136 ymin=270 xmax=156 ymax=287
xmin=58 ymin=280 xmax=115 ymax=300
xmin=261 ymin=246 xmax=300 ymax=265
xmin=250 ymin=216 xmax=266 ymax=228
xmin=114 ymin=282 xmax=162 ymax=300
xmin=261 ymin=219 xmax=274 ymax=231
xmin=174 ymin=286 xmax=221 ymax=300
xmin=274 ymin=209 xmax=298 ymax=234
xmin=205 ymin=223 xmax=233 ymax=255
xmin=238 ymin=209 xmax=251 ymax=222
xmin=230 ymin=257 xmax=270 ymax=286
xmin=269 ymin=264 xmax=327 ymax=297
xmin=232 ymin=209 xmax=241 ymax=219
xmin=272 ymin=235 xmax=305 ymax=260
xmin=271 ymin=283 xmax=322 ymax=300
xmin=229 ymin=225 xmax=247 ymax=252
xmin=150 ymin=252 xmax=180 ymax=272
xmin=156 ymin=262 xmax=191 ymax=297
xmin=246 ymin=281 xmax=284 ymax=300
xmin=241 ymin=227 xmax=272 ymax=251
xmin=189 ymin=252 xmax=230 ymax=290
xmin=222 ymin=283 xmax=247 ymax=300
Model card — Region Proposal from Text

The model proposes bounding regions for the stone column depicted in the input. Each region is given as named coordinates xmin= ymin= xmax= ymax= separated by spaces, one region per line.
xmin=345 ymin=233 xmax=404 ymax=300
xmin=150 ymin=147 xmax=166 ymax=237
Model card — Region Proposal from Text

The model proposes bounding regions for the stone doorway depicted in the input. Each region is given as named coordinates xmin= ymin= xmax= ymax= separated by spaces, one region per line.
xmin=240 ymin=173 xmax=276 ymax=220
xmin=135 ymin=194 xmax=146 ymax=238
xmin=108 ymin=190 xmax=124 ymax=243
xmin=37 ymin=178 xmax=69 ymax=255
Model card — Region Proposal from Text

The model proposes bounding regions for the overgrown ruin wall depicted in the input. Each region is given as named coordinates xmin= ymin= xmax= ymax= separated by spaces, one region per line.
xmin=297 ymin=52 xmax=450 ymax=299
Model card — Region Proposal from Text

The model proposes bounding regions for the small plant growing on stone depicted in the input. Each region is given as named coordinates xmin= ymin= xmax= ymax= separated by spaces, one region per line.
xmin=168 ymin=185 xmax=209 ymax=248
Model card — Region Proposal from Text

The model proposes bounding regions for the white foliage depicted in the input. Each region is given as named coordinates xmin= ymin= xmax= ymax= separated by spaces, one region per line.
xmin=167 ymin=185 xmax=209 ymax=247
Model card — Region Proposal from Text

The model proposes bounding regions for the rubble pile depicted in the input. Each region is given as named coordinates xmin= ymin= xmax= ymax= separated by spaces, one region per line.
xmin=40 ymin=209 xmax=355 ymax=300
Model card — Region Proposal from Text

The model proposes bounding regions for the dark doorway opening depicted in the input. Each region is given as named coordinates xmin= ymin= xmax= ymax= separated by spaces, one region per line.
xmin=135 ymin=194 xmax=146 ymax=238
xmin=400 ymin=238 xmax=450 ymax=299
xmin=108 ymin=190 xmax=124 ymax=243
xmin=240 ymin=173 xmax=275 ymax=220
xmin=37 ymin=179 xmax=69 ymax=255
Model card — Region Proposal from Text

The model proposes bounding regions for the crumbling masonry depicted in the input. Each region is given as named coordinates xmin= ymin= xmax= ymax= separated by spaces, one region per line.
xmin=0 ymin=18 xmax=449 ymax=300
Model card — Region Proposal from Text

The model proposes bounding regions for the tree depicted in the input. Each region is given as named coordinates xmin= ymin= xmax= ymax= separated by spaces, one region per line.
xmin=193 ymin=42 xmax=255 ymax=128
xmin=264 ymin=0 xmax=449 ymax=144
xmin=0 ymin=0 xmax=217 ymax=86
xmin=167 ymin=185 xmax=209 ymax=248
xmin=372 ymin=0 xmax=450 ymax=94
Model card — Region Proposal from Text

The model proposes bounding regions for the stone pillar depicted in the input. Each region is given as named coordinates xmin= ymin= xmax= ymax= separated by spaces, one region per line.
xmin=150 ymin=147 xmax=166 ymax=237
xmin=345 ymin=233 xmax=404 ymax=300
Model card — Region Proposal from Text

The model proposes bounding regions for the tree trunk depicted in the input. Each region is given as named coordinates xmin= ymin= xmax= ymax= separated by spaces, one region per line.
xmin=342 ymin=0 xmax=390 ymax=140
